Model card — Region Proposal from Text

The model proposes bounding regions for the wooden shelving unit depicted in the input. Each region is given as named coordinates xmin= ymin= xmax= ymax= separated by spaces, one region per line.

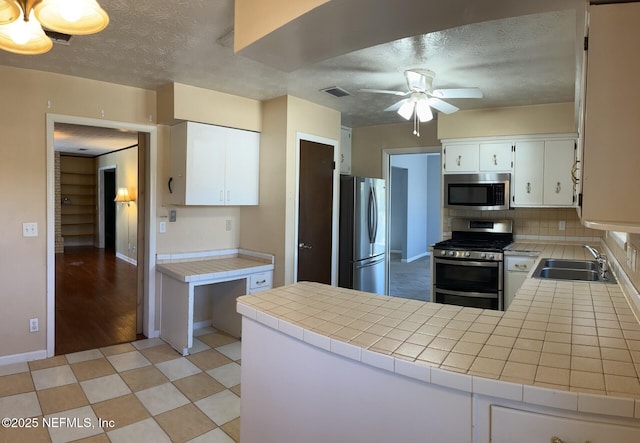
xmin=60 ymin=156 xmax=96 ymax=247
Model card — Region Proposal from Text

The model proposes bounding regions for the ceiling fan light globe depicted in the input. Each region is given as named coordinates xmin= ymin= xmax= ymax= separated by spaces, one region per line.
xmin=397 ymin=101 xmax=415 ymax=120
xmin=415 ymin=100 xmax=433 ymax=122
xmin=0 ymin=10 xmax=53 ymax=54
xmin=35 ymin=0 xmax=109 ymax=35
xmin=0 ymin=0 xmax=20 ymax=25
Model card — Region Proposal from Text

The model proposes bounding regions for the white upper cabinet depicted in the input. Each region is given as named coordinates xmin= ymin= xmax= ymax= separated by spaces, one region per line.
xmin=169 ymin=121 xmax=260 ymax=206
xmin=442 ymin=143 xmax=479 ymax=172
xmin=340 ymin=126 xmax=352 ymax=175
xmin=512 ymin=141 xmax=544 ymax=206
xmin=512 ymin=138 xmax=576 ymax=207
xmin=443 ymin=140 xmax=512 ymax=174
xmin=580 ymin=2 xmax=640 ymax=231
xmin=479 ymin=142 xmax=513 ymax=172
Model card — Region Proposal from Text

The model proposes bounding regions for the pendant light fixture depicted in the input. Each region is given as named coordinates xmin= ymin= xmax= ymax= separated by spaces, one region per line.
xmin=0 ymin=0 xmax=108 ymax=55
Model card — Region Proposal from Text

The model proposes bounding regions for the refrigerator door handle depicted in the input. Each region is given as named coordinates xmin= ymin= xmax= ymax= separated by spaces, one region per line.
xmin=368 ymin=186 xmax=378 ymax=246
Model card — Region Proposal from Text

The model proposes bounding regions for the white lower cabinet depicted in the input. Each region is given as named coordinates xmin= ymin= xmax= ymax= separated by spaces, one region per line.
xmin=504 ymin=255 xmax=536 ymax=309
xmin=490 ymin=405 xmax=640 ymax=443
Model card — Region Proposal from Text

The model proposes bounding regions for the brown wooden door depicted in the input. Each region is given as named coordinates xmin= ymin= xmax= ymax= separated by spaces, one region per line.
xmin=297 ymin=140 xmax=334 ymax=284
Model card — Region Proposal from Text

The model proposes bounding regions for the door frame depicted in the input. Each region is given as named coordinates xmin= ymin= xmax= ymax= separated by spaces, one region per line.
xmin=46 ymin=113 xmax=158 ymax=357
xmin=294 ymin=132 xmax=340 ymax=285
xmin=382 ymin=146 xmax=442 ymax=296
xmin=97 ymin=165 xmax=117 ymax=249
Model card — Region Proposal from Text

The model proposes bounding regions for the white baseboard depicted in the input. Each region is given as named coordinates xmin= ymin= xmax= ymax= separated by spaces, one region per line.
xmin=193 ymin=320 xmax=213 ymax=330
xmin=0 ymin=349 xmax=48 ymax=366
xmin=402 ymin=251 xmax=430 ymax=263
xmin=116 ymin=252 xmax=137 ymax=266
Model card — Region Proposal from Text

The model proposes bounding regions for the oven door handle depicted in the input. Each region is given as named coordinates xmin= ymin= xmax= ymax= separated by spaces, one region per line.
xmin=435 ymin=288 xmax=499 ymax=299
xmin=434 ymin=258 xmax=499 ymax=268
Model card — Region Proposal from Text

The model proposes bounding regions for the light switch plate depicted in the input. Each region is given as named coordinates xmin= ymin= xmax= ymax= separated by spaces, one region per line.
xmin=22 ymin=222 xmax=38 ymax=237
xmin=159 ymin=221 xmax=166 ymax=233
xmin=169 ymin=209 xmax=177 ymax=222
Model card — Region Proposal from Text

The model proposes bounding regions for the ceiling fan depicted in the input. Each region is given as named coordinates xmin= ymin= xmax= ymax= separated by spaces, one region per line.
xmin=360 ymin=69 xmax=482 ymax=136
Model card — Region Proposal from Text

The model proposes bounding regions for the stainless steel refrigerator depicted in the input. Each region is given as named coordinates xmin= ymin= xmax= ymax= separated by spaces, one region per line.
xmin=339 ymin=175 xmax=386 ymax=295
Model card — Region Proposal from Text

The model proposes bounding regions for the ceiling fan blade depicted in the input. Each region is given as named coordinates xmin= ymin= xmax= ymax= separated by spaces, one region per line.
xmin=431 ymin=88 xmax=483 ymax=99
xmin=359 ymin=88 xmax=409 ymax=96
xmin=427 ymin=97 xmax=459 ymax=114
xmin=384 ymin=99 xmax=409 ymax=112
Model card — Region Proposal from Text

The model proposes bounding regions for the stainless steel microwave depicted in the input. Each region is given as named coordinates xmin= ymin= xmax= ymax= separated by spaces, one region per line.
xmin=444 ymin=173 xmax=511 ymax=211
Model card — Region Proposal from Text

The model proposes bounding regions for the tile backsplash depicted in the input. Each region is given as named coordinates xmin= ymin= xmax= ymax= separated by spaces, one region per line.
xmin=442 ymin=207 xmax=603 ymax=241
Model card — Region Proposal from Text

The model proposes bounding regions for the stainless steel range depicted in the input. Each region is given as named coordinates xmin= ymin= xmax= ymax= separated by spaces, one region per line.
xmin=432 ymin=219 xmax=513 ymax=310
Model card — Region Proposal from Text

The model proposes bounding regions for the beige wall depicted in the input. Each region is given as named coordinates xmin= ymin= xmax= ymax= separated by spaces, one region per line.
xmin=0 ymin=65 xmax=156 ymax=359
xmin=97 ymin=147 xmax=139 ymax=261
xmin=604 ymin=233 xmax=640 ymax=306
xmin=239 ymin=95 xmax=341 ymax=287
xmin=157 ymin=83 xmax=262 ymax=131
xmin=351 ymin=121 xmax=440 ymax=178
xmin=234 ymin=0 xmax=328 ymax=52
xmin=437 ymin=102 xmax=576 ymax=139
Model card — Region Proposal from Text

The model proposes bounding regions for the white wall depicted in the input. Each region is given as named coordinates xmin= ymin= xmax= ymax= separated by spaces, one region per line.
xmin=390 ymin=167 xmax=408 ymax=256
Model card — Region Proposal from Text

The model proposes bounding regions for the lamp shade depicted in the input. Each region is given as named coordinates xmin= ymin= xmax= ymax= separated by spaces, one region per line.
xmin=0 ymin=0 xmax=20 ymax=25
xmin=114 ymin=187 xmax=132 ymax=203
xmin=34 ymin=0 xmax=109 ymax=35
xmin=0 ymin=9 xmax=52 ymax=54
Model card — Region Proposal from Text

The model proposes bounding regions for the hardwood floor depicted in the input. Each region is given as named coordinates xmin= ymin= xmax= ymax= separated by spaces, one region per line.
xmin=55 ymin=246 xmax=139 ymax=355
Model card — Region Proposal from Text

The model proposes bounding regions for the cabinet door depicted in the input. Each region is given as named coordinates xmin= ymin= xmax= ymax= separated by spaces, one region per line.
xmin=512 ymin=141 xmax=544 ymax=206
xmin=491 ymin=405 xmax=640 ymax=443
xmin=504 ymin=256 xmax=536 ymax=309
xmin=543 ymin=140 xmax=575 ymax=206
xmin=185 ymin=122 xmax=226 ymax=205
xmin=340 ymin=127 xmax=352 ymax=174
xmin=443 ymin=143 xmax=479 ymax=173
xmin=582 ymin=3 xmax=640 ymax=227
xmin=225 ymin=128 xmax=260 ymax=205
xmin=479 ymin=142 xmax=512 ymax=172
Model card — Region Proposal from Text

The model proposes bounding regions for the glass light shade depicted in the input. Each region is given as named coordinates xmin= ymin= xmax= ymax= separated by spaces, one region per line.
xmin=0 ymin=0 xmax=20 ymax=25
xmin=114 ymin=187 xmax=132 ymax=203
xmin=0 ymin=10 xmax=52 ymax=54
xmin=34 ymin=0 xmax=109 ymax=35
xmin=397 ymin=100 xmax=415 ymax=120
xmin=415 ymin=99 xmax=433 ymax=123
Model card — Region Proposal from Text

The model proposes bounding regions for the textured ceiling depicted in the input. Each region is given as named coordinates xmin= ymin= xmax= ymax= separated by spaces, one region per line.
xmin=0 ymin=0 xmax=581 ymax=152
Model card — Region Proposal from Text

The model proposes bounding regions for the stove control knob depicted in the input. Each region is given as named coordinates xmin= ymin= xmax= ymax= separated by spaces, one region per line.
xmin=440 ymin=250 xmax=446 ymax=256
xmin=464 ymin=251 xmax=470 ymax=258
xmin=448 ymin=251 xmax=455 ymax=257
xmin=480 ymin=252 xmax=487 ymax=259
xmin=488 ymin=254 xmax=495 ymax=260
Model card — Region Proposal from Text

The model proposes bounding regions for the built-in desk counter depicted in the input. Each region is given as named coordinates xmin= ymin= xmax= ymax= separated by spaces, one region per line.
xmin=157 ymin=249 xmax=274 ymax=355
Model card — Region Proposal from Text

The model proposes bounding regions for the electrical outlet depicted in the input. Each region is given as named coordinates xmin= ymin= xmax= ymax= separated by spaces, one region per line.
xmin=159 ymin=221 xmax=167 ymax=233
xmin=633 ymin=248 xmax=638 ymax=273
xmin=29 ymin=318 xmax=38 ymax=333
xmin=226 ymin=220 xmax=232 ymax=231
xmin=22 ymin=222 xmax=38 ymax=237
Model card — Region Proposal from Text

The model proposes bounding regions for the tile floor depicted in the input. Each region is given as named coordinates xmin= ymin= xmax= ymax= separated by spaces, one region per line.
xmin=0 ymin=328 xmax=241 ymax=443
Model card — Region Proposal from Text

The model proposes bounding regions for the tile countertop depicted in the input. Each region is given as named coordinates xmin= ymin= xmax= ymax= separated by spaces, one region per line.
xmin=157 ymin=250 xmax=274 ymax=283
xmin=237 ymin=245 xmax=640 ymax=416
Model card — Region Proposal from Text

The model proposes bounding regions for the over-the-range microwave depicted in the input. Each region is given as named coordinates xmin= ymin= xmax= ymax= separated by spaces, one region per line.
xmin=444 ymin=173 xmax=511 ymax=211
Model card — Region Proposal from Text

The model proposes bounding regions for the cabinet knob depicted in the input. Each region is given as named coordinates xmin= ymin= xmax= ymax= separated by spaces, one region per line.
xmin=556 ymin=182 xmax=561 ymax=193
xmin=456 ymin=155 xmax=462 ymax=166
xmin=526 ymin=182 xmax=531 ymax=194
xmin=493 ymin=154 xmax=498 ymax=165
xmin=551 ymin=438 xmax=564 ymax=443
xmin=514 ymin=263 xmax=528 ymax=270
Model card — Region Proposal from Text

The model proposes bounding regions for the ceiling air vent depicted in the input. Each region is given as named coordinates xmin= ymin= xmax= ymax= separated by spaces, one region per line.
xmin=321 ymin=86 xmax=352 ymax=98
xmin=45 ymin=30 xmax=72 ymax=45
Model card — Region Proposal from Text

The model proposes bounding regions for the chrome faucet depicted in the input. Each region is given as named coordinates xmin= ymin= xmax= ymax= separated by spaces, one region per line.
xmin=583 ymin=244 xmax=610 ymax=280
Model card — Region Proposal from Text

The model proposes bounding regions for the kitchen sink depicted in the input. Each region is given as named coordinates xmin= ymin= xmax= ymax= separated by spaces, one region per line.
xmin=539 ymin=258 xmax=598 ymax=271
xmin=532 ymin=258 xmax=615 ymax=283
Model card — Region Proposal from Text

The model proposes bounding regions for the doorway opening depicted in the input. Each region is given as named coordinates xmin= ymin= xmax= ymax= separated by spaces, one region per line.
xmin=386 ymin=151 xmax=441 ymax=302
xmin=53 ymin=123 xmax=143 ymax=355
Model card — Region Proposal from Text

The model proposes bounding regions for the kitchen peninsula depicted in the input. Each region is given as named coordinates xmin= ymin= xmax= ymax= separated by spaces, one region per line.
xmin=237 ymin=249 xmax=640 ymax=442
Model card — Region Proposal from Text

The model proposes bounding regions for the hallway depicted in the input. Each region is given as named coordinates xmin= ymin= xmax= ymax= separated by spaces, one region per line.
xmin=55 ymin=247 xmax=138 ymax=355
xmin=388 ymin=252 xmax=431 ymax=302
